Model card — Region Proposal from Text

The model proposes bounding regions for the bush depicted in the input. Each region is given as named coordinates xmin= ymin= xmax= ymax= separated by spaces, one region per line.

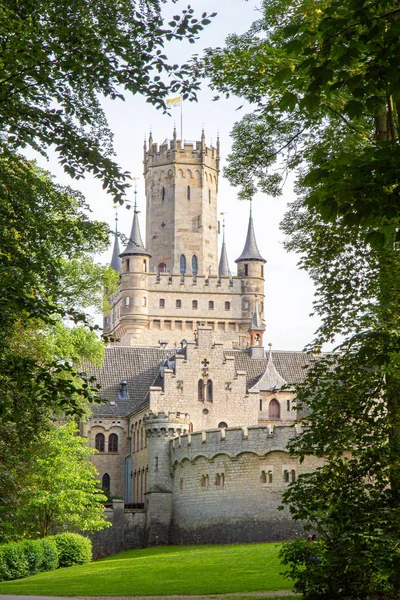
xmin=0 ymin=542 xmax=29 ymax=581
xmin=40 ymin=538 xmax=58 ymax=572
xmin=52 ymin=533 xmax=92 ymax=567
xmin=22 ymin=540 xmax=44 ymax=575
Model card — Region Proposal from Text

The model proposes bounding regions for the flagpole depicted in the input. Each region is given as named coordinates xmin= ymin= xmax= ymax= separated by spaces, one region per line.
xmin=180 ymin=100 xmax=183 ymax=142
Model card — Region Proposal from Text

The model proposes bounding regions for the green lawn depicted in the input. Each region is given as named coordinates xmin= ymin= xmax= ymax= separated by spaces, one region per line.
xmin=0 ymin=543 xmax=294 ymax=596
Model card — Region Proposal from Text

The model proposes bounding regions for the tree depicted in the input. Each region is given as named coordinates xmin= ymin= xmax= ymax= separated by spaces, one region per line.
xmin=0 ymin=0 xmax=215 ymax=201
xmin=8 ymin=422 xmax=109 ymax=539
xmin=0 ymin=156 xmax=116 ymax=540
xmin=196 ymin=1 xmax=400 ymax=597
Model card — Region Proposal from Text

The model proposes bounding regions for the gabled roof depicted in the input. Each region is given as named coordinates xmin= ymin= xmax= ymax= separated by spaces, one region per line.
xmin=249 ymin=349 xmax=287 ymax=391
xmin=82 ymin=347 xmax=175 ymax=417
xmin=235 ymin=216 xmax=266 ymax=263
xmin=120 ymin=210 xmax=151 ymax=258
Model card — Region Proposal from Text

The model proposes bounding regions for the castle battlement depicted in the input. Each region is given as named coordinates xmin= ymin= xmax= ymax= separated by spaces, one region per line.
xmin=170 ymin=424 xmax=301 ymax=464
xmin=144 ymin=138 xmax=218 ymax=170
xmin=149 ymin=272 xmax=238 ymax=292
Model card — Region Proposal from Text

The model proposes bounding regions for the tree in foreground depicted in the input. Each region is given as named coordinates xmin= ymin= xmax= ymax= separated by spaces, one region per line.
xmin=9 ymin=422 xmax=109 ymax=539
xmin=197 ymin=1 xmax=400 ymax=597
xmin=0 ymin=0 xmax=215 ymax=201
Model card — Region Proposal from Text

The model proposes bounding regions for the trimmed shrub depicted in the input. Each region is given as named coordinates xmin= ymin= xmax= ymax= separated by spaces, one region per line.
xmin=52 ymin=533 xmax=92 ymax=567
xmin=0 ymin=542 xmax=29 ymax=581
xmin=23 ymin=540 xmax=45 ymax=575
xmin=40 ymin=538 xmax=58 ymax=571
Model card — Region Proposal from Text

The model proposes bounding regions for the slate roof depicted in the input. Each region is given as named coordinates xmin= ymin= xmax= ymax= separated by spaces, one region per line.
xmin=120 ymin=210 xmax=151 ymax=257
xmin=218 ymin=241 xmax=230 ymax=277
xmin=82 ymin=347 xmax=176 ymax=417
xmin=83 ymin=346 xmax=316 ymax=419
xmin=224 ymin=349 xmax=316 ymax=389
xmin=110 ymin=234 xmax=122 ymax=273
xmin=235 ymin=216 xmax=266 ymax=263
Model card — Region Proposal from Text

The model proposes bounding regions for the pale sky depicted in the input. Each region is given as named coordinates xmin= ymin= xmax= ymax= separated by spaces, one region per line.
xmin=28 ymin=0 xmax=321 ymax=351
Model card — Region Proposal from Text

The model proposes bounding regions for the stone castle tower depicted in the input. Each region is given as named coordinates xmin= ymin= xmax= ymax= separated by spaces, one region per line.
xmin=103 ymin=131 xmax=267 ymax=349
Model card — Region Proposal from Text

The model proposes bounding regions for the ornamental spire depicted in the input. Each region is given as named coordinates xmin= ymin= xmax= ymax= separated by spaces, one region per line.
xmin=120 ymin=181 xmax=151 ymax=258
xmin=218 ymin=213 xmax=230 ymax=278
xmin=110 ymin=205 xmax=122 ymax=273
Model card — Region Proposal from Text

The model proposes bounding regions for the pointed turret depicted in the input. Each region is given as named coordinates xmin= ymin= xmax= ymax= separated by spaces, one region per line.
xmin=248 ymin=300 xmax=265 ymax=354
xmin=120 ymin=189 xmax=151 ymax=258
xmin=249 ymin=301 xmax=264 ymax=332
xmin=110 ymin=210 xmax=122 ymax=273
xmin=250 ymin=345 xmax=287 ymax=392
xmin=235 ymin=201 xmax=266 ymax=264
xmin=218 ymin=215 xmax=230 ymax=278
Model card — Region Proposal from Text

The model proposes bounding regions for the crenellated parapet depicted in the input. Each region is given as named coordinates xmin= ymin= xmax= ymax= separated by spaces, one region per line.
xmin=170 ymin=424 xmax=302 ymax=466
xmin=144 ymin=411 xmax=191 ymax=439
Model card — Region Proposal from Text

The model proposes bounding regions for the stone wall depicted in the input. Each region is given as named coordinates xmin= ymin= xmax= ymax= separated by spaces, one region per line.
xmin=89 ymin=500 xmax=146 ymax=559
xmin=169 ymin=425 xmax=322 ymax=545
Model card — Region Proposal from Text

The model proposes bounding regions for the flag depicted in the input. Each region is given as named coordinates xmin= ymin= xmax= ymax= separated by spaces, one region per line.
xmin=166 ymin=96 xmax=182 ymax=108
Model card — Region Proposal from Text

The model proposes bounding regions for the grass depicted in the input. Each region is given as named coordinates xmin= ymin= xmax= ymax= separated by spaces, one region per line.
xmin=0 ymin=543 xmax=294 ymax=597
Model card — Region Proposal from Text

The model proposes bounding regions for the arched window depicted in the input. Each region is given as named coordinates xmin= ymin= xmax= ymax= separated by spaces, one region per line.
xmin=158 ymin=262 xmax=166 ymax=273
xmin=180 ymin=254 xmax=186 ymax=275
xmin=192 ymin=255 xmax=198 ymax=276
xmin=218 ymin=422 xmax=228 ymax=429
xmin=108 ymin=433 xmax=118 ymax=453
xmin=284 ymin=470 xmax=290 ymax=483
xmin=291 ymin=469 xmax=296 ymax=482
xmin=187 ymin=185 xmax=191 ymax=200
xmin=102 ymin=473 xmax=110 ymax=491
xmin=269 ymin=398 xmax=281 ymax=419
xmin=216 ymin=473 xmax=224 ymax=487
xmin=198 ymin=379 xmax=204 ymax=401
xmin=95 ymin=433 xmax=105 ymax=452
xmin=207 ymin=379 xmax=213 ymax=402
xmin=268 ymin=470 xmax=273 ymax=483
xmin=260 ymin=471 xmax=267 ymax=484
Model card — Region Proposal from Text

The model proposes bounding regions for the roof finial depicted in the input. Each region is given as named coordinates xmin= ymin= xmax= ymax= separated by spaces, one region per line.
xmin=133 ymin=177 xmax=138 ymax=213
xmin=268 ymin=342 xmax=273 ymax=360
xmin=220 ymin=212 xmax=226 ymax=243
xmin=114 ymin=203 xmax=119 ymax=234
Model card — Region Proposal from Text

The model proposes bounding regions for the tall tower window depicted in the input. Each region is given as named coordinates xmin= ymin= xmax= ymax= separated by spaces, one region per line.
xmin=207 ymin=379 xmax=213 ymax=402
xmin=187 ymin=185 xmax=191 ymax=200
xmin=192 ymin=255 xmax=198 ymax=276
xmin=108 ymin=433 xmax=118 ymax=453
xmin=143 ymin=260 xmax=147 ymax=272
xmin=198 ymin=379 xmax=204 ymax=401
xmin=244 ymin=264 xmax=249 ymax=276
xmin=180 ymin=254 xmax=186 ymax=275
xmin=261 ymin=265 xmax=264 ymax=277
xmin=161 ymin=186 xmax=165 ymax=201
xmin=159 ymin=299 xmax=165 ymax=308
xmin=95 ymin=433 xmax=105 ymax=452
xmin=225 ymin=301 xmax=231 ymax=311
xmin=126 ymin=259 xmax=130 ymax=272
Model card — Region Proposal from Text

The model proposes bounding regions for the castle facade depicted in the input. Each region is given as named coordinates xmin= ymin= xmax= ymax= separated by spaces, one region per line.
xmin=83 ymin=131 xmax=320 ymax=551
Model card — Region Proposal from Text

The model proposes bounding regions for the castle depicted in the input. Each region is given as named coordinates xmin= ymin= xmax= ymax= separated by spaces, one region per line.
xmin=82 ymin=131 xmax=321 ymax=552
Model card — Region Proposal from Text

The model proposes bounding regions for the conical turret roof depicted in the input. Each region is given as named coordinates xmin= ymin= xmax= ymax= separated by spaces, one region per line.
xmin=120 ymin=209 xmax=151 ymax=258
xmin=249 ymin=302 xmax=265 ymax=331
xmin=111 ymin=234 xmax=122 ymax=273
xmin=235 ymin=213 xmax=266 ymax=263
xmin=219 ymin=241 xmax=230 ymax=277
xmin=249 ymin=346 xmax=287 ymax=392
